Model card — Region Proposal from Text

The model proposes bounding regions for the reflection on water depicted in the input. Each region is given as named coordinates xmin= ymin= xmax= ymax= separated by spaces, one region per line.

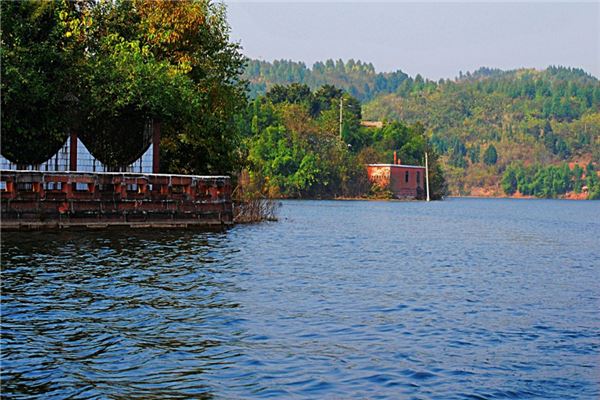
xmin=2 ymin=199 xmax=599 ymax=399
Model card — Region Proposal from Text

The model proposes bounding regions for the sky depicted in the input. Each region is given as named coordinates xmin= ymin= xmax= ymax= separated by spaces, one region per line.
xmin=225 ymin=1 xmax=600 ymax=80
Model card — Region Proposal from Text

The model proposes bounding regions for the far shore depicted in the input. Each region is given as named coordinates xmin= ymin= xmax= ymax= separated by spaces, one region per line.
xmin=267 ymin=194 xmax=595 ymax=201
xmin=446 ymin=195 xmax=592 ymax=201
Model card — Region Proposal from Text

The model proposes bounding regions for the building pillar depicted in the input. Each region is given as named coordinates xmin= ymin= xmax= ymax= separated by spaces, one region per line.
xmin=69 ymin=131 xmax=77 ymax=171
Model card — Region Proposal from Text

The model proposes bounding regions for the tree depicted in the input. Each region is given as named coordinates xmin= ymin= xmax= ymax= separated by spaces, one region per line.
xmin=78 ymin=31 xmax=198 ymax=167
xmin=448 ymin=137 xmax=467 ymax=168
xmin=483 ymin=144 xmax=498 ymax=166
xmin=572 ymin=164 xmax=584 ymax=193
xmin=1 ymin=0 xmax=247 ymax=174
xmin=266 ymin=83 xmax=312 ymax=105
xmin=123 ymin=0 xmax=247 ymax=174
xmin=426 ymin=148 xmax=448 ymax=200
xmin=468 ymin=145 xmax=480 ymax=164
xmin=312 ymin=84 xmax=342 ymax=116
xmin=1 ymin=1 xmax=78 ymax=165
xmin=501 ymin=164 xmax=519 ymax=195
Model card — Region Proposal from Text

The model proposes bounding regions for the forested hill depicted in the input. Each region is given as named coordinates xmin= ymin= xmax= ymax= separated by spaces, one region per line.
xmin=243 ymin=59 xmax=410 ymax=101
xmin=363 ymin=66 xmax=600 ymax=196
xmin=244 ymin=60 xmax=600 ymax=197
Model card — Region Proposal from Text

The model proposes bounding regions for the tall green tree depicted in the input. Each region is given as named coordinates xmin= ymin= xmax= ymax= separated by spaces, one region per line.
xmin=501 ymin=163 xmax=519 ymax=195
xmin=483 ymin=144 xmax=498 ymax=166
xmin=1 ymin=1 xmax=77 ymax=165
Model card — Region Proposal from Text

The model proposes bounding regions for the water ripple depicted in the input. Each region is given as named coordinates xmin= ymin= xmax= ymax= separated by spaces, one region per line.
xmin=2 ymin=199 xmax=600 ymax=399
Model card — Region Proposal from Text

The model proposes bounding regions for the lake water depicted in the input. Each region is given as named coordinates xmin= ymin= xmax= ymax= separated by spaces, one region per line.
xmin=2 ymin=199 xmax=599 ymax=399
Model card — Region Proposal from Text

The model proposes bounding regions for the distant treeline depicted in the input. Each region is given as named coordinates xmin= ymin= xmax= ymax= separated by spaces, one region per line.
xmin=502 ymin=162 xmax=600 ymax=199
xmin=243 ymin=59 xmax=410 ymax=101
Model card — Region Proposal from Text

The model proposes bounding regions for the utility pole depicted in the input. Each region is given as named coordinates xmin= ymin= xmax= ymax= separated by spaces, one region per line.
xmin=425 ymin=151 xmax=430 ymax=202
xmin=339 ymin=97 xmax=343 ymax=141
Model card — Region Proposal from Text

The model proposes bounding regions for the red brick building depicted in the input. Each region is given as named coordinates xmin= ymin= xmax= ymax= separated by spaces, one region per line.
xmin=367 ymin=154 xmax=426 ymax=199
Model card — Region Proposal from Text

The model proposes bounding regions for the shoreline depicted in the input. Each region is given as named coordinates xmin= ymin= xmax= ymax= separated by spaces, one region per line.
xmin=267 ymin=195 xmax=595 ymax=202
xmin=447 ymin=194 xmax=593 ymax=201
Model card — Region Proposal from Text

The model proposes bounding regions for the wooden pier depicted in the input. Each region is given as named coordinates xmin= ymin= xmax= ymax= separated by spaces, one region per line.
xmin=0 ymin=170 xmax=232 ymax=230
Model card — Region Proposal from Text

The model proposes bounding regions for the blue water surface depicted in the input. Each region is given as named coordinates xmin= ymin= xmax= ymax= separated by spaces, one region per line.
xmin=2 ymin=198 xmax=599 ymax=399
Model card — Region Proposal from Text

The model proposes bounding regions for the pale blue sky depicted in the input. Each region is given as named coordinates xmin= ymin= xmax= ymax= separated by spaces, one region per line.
xmin=225 ymin=1 xmax=600 ymax=80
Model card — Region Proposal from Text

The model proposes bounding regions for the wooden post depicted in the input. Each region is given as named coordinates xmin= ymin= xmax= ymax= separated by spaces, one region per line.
xmin=425 ymin=152 xmax=430 ymax=202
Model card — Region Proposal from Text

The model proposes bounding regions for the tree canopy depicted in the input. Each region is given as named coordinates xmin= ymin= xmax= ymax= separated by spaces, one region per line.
xmin=1 ymin=1 xmax=77 ymax=164
xmin=502 ymin=162 xmax=600 ymax=199
xmin=1 ymin=0 xmax=246 ymax=173
xmin=238 ymin=84 xmax=447 ymax=199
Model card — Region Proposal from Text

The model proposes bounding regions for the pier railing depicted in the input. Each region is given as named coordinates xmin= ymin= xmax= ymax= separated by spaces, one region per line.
xmin=0 ymin=170 xmax=232 ymax=229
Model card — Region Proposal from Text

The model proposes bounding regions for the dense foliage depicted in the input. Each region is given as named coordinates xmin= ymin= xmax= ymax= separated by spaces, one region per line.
xmin=1 ymin=1 xmax=77 ymax=164
xmin=502 ymin=162 xmax=600 ymax=199
xmin=363 ymin=66 xmax=600 ymax=197
xmin=238 ymin=84 xmax=447 ymax=199
xmin=1 ymin=0 xmax=246 ymax=173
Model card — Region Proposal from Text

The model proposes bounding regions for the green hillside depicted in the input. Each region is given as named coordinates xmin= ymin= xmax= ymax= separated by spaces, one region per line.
xmin=363 ymin=66 xmax=600 ymax=196
xmin=244 ymin=60 xmax=600 ymax=198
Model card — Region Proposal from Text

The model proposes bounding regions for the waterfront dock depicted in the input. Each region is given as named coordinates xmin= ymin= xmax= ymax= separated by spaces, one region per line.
xmin=0 ymin=170 xmax=232 ymax=230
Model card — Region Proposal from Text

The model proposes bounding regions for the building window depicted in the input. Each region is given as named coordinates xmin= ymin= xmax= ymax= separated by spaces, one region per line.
xmin=44 ymin=182 xmax=63 ymax=191
xmin=405 ymin=171 xmax=409 ymax=183
xmin=74 ymin=182 xmax=88 ymax=191
xmin=416 ymin=171 xmax=420 ymax=184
